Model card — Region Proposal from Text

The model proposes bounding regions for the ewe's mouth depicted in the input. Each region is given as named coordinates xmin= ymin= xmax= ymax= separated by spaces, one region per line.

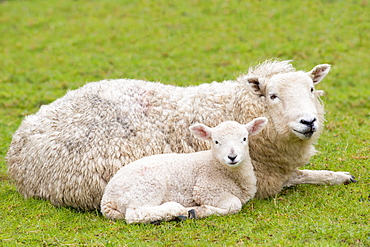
xmin=293 ymin=129 xmax=315 ymax=139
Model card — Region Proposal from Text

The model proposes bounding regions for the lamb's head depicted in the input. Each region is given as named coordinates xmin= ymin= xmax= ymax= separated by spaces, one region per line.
xmin=190 ymin=118 xmax=268 ymax=167
xmin=244 ymin=63 xmax=330 ymax=141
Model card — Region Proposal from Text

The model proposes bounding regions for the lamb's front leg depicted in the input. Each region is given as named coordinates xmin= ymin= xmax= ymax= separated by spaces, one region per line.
xmin=189 ymin=193 xmax=243 ymax=219
xmin=284 ymin=169 xmax=356 ymax=187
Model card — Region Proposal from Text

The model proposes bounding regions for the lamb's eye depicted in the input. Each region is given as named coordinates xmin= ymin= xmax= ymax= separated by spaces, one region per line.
xmin=311 ymin=87 xmax=314 ymax=93
xmin=215 ymin=141 xmax=219 ymax=144
xmin=243 ymin=137 xmax=247 ymax=142
xmin=270 ymin=94 xmax=278 ymax=100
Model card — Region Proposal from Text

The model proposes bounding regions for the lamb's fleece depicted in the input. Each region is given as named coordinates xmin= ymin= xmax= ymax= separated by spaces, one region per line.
xmin=6 ymin=59 xmax=355 ymax=210
xmin=101 ymin=119 xmax=266 ymax=224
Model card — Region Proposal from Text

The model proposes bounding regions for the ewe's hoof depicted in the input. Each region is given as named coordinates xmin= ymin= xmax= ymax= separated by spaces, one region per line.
xmin=188 ymin=209 xmax=197 ymax=219
xmin=345 ymin=175 xmax=357 ymax=185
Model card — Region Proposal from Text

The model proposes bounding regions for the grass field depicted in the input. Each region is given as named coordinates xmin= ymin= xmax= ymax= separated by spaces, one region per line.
xmin=0 ymin=0 xmax=369 ymax=246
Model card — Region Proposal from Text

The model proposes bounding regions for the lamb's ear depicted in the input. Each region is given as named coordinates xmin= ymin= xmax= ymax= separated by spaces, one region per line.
xmin=189 ymin=124 xmax=212 ymax=141
xmin=245 ymin=117 xmax=268 ymax=136
xmin=307 ymin=64 xmax=331 ymax=84
xmin=244 ymin=76 xmax=265 ymax=96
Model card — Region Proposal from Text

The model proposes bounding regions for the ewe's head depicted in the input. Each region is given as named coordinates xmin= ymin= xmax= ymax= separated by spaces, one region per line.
xmin=190 ymin=118 xmax=268 ymax=167
xmin=242 ymin=62 xmax=330 ymax=141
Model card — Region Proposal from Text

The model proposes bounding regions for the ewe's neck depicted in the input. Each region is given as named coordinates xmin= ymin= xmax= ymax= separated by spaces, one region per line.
xmin=249 ymin=128 xmax=317 ymax=175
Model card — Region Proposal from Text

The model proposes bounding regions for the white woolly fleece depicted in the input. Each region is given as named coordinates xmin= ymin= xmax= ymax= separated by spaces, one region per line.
xmin=7 ymin=60 xmax=344 ymax=210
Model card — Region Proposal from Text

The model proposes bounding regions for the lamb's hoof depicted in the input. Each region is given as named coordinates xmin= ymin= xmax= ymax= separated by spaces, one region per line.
xmin=150 ymin=220 xmax=163 ymax=225
xmin=188 ymin=209 xmax=197 ymax=219
xmin=345 ymin=175 xmax=357 ymax=185
xmin=174 ymin=215 xmax=188 ymax=222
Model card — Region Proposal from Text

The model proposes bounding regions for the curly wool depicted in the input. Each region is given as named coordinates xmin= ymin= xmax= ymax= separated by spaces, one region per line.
xmin=7 ymin=60 xmax=325 ymax=210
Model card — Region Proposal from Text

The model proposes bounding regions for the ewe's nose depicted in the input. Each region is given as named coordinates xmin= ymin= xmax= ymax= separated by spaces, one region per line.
xmin=228 ymin=154 xmax=237 ymax=162
xmin=300 ymin=118 xmax=316 ymax=127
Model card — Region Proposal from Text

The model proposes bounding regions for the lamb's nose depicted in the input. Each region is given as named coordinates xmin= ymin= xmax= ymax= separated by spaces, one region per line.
xmin=300 ymin=118 xmax=316 ymax=127
xmin=228 ymin=154 xmax=237 ymax=162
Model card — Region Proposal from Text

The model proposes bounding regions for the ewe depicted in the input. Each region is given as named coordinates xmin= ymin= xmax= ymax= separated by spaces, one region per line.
xmin=101 ymin=118 xmax=267 ymax=223
xmin=7 ymin=59 xmax=355 ymax=210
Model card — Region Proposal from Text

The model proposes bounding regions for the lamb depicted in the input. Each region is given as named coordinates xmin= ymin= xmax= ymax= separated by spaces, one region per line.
xmin=6 ymin=59 xmax=355 ymax=210
xmin=101 ymin=118 xmax=267 ymax=223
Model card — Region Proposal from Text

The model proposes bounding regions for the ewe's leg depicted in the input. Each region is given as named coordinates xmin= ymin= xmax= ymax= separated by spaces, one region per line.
xmin=284 ymin=169 xmax=356 ymax=187
xmin=125 ymin=202 xmax=188 ymax=224
xmin=189 ymin=194 xmax=243 ymax=219
xmin=186 ymin=205 xmax=232 ymax=218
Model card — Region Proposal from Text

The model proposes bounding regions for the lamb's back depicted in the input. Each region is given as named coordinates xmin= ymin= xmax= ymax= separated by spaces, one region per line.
xmin=105 ymin=151 xmax=213 ymax=207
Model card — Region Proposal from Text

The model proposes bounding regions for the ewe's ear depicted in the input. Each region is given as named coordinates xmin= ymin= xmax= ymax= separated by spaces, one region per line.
xmin=245 ymin=117 xmax=268 ymax=136
xmin=307 ymin=64 xmax=331 ymax=84
xmin=245 ymin=76 xmax=265 ymax=96
xmin=189 ymin=124 xmax=212 ymax=141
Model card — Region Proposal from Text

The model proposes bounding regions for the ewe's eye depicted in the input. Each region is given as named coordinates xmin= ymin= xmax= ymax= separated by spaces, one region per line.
xmin=310 ymin=87 xmax=314 ymax=93
xmin=270 ymin=94 xmax=278 ymax=100
xmin=215 ymin=141 xmax=219 ymax=144
xmin=243 ymin=137 xmax=247 ymax=142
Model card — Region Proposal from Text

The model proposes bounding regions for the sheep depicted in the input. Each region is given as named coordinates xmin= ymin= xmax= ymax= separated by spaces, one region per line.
xmin=101 ymin=118 xmax=267 ymax=223
xmin=6 ymin=59 xmax=355 ymax=210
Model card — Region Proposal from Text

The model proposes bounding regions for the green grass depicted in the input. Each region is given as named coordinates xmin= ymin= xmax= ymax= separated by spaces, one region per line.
xmin=0 ymin=0 xmax=369 ymax=246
